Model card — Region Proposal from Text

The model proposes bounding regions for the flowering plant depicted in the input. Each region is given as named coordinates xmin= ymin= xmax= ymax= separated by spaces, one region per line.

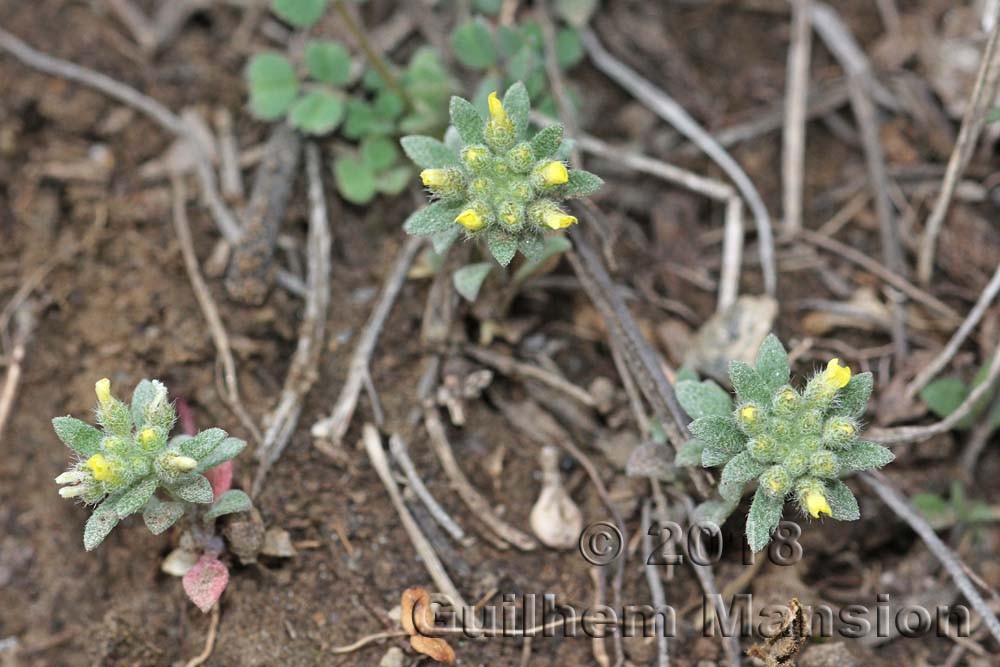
xmin=675 ymin=335 xmax=895 ymax=551
xmin=400 ymin=81 xmax=602 ymax=267
xmin=53 ymin=378 xmax=251 ymax=551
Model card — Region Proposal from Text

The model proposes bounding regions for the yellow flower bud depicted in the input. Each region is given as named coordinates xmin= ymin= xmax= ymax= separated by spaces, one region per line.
xmin=739 ymin=406 xmax=757 ymax=423
xmin=824 ymin=358 xmax=851 ymax=389
xmin=455 ymin=209 xmax=485 ymax=231
xmin=95 ymin=378 xmax=112 ymax=407
xmin=804 ymin=490 xmax=832 ymax=518
xmin=420 ymin=169 xmax=449 ymax=188
xmin=542 ymin=211 xmax=577 ymax=230
xmin=86 ymin=454 xmax=114 ymax=482
xmin=139 ymin=428 xmax=158 ymax=447
xmin=487 ymin=91 xmax=506 ymax=123
xmin=165 ymin=453 xmax=198 ymax=473
xmin=540 ymin=161 xmax=569 ymax=186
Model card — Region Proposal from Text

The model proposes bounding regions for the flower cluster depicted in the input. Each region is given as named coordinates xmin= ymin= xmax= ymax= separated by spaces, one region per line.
xmin=675 ymin=335 xmax=894 ymax=552
xmin=53 ymin=379 xmax=248 ymax=550
xmin=400 ymin=81 xmax=603 ymax=266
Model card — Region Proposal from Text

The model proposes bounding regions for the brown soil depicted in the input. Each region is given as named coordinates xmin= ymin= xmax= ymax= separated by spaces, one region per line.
xmin=2 ymin=1 xmax=998 ymax=666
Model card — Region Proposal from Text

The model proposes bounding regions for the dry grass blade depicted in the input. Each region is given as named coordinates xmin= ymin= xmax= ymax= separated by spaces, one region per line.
xmin=423 ymin=404 xmax=538 ymax=551
xmin=311 ymin=236 xmax=423 ymax=447
xmin=581 ymin=28 xmax=776 ymax=296
xmin=0 ymin=302 xmax=36 ymax=444
xmin=361 ymin=424 xmax=468 ymax=610
xmin=641 ymin=501 xmax=670 ymax=667
xmin=905 ymin=260 xmax=1000 ymax=401
xmin=868 ymin=335 xmax=1000 ymax=445
xmin=253 ymin=143 xmax=331 ymax=496
xmin=170 ymin=176 xmax=262 ymax=446
xmin=463 ymin=345 xmax=595 ymax=408
xmin=861 ymin=470 xmax=1000 ymax=645
xmin=389 ymin=434 xmax=468 ymax=543
xmin=917 ymin=6 xmax=1000 ymax=285
xmin=781 ymin=0 xmax=813 ymax=236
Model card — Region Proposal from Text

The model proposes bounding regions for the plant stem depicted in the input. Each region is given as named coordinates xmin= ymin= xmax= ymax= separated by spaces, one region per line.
xmin=333 ymin=0 xmax=404 ymax=98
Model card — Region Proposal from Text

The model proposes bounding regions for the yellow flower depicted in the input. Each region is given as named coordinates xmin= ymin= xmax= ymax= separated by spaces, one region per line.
xmin=455 ymin=209 xmax=485 ymax=231
xmin=824 ymin=358 xmax=851 ymax=389
xmin=487 ymin=91 xmax=506 ymax=123
xmin=139 ymin=428 xmax=157 ymax=447
xmin=86 ymin=454 xmax=114 ymax=482
xmin=835 ymin=422 xmax=854 ymax=437
xmin=420 ymin=169 xmax=449 ymax=188
xmin=804 ymin=491 xmax=832 ymax=518
xmin=540 ymin=161 xmax=569 ymax=186
xmin=95 ymin=378 xmax=112 ymax=407
xmin=768 ymin=478 xmax=783 ymax=494
xmin=542 ymin=211 xmax=577 ymax=230
xmin=739 ymin=405 xmax=758 ymax=423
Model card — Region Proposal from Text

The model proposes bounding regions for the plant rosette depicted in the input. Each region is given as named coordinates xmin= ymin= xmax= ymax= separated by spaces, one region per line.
xmin=400 ymin=81 xmax=603 ymax=268
xmin=53 ymin=379 xmax=252 ymax=552
xmin=673 ymin=335 xmax=895 ymax=552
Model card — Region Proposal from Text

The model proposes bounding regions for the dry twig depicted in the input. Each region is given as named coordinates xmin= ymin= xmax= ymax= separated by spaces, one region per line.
xmin=311 ymin=236 xmax=423 ymax=447
xmin=918 ymin=5 xmax=1000 ymax=284
xmin=861 ymin=471 xmax=1000 ymax=645
xmin=389 ymin=434 xmax=469 ymax=544
xmin=781 ymin=0 xmax=813 ymax=236
xmin=581 ymin=28 xmax=776 ymax=295
xmin=641 ymin=501 xmax=670 ymax=667
xmin=170 ymin=177 xmax=262 ymax=445
xmin=183 ymin=604 xmax=221 ymax=667
xmin=0 ymin=303 xmax=36 ymax=444
xmin=0 ymin=27 xmax=241 ymax=242
xmin=361 ymin=424 xmax=468 ymax=609
xmin=252 ymin=143 xmax=332 ymax=496
xmin=905 ymin=260 xmax=1000 ymax=401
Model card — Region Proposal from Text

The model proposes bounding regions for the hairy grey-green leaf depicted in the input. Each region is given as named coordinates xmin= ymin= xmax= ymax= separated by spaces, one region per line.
xmin=702 ymin=443 xmax=739 ymax=468
xmin=403 ymin=200 xmax=465 ymax=236
xmin=168 ymin=475 xmax=215 ymax=504
xmin=676 ymin=380 xmax=733 ymax=419
xmin=453 ymin=262 xmax=493 ymax=302
xmin=689 ymin=415 xmax=745 ymax=453
xmin=204 ymin=490 xmax=253 ymax=522
xmin=745 ymin=487 xmax=784 ymax=552
xmin=561 ymin=169 xmax=603 ymax=199
xmin=835 ymin=371 xmax=874 ymax=419
xmin=502 ymin=81 xmax=530 ymax=137
xmin=693 ymin=496 xmax=740 ymax=527
xmin=728 ymin=360 xmax=769 ymax=405
xmin=487 ymin=227 xmax=518 ymax=266
xmin=451 ymin=18 xmax=498 ymax=70
xmin=674 ymin=438 xmax=706 ymax=467
xmin=52 ymin=416 xmax=103 ymax=457
xmin=754 ymin=334 xmax=789 ymax=394
xmin=531 ymin=124 xmax=564 ymax=159
xmin=432 ymin=225 xmax=463 ymax=255
xmin=272 ymin=0 xmax=327 ymax=28
xmin=836 ymin=441 xmax=895 ymax=474
xmin=196 ymin=438 xmax=247 ymax=474
xmin=400 ymin=135 xmax=461 ymax=169
xmin=130 ymin=379 xmax=164 ymax=428
xmin=824 ymin=479 xmax=860 ymax=521
xmin=114 ymin=477 xmax=158 ymax=519
xmin=143 ymin=498 xmax=186 ymax=535
xmin=449 ymin=96 xmax=486 ymax=144
xmin=84 ymin=503 xmax=120 ymax=551
xmin=181 ymin=428 xmax=228 ymax=459
xmin=720 ymin=451 xmax=766 ymax=486
xmin=719 ymin=479 xmax=747 ymax=504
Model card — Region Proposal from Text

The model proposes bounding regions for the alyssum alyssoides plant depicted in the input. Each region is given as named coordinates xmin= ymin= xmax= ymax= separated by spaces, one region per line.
xmin=53 ymin=379 xmax=251 ymax=552
xmin=675 ymin=335 xmax=895 ymax=552
xmin=400 ymin=81 xmax=603 ymax=272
